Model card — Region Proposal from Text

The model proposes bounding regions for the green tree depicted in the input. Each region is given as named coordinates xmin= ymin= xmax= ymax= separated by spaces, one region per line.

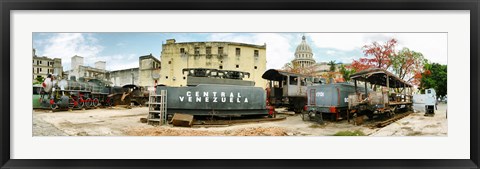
xmin=420 ymin=63 xmax=447 ymax=97
xmin=327 ymin=60 xmax=336 ymax=72
xmin=390 ymin=47 xmax=426 ymax=85
xmin=33 ymin=76 xmax=44 ymax=85
xmin=339 ymin=64 xmax=355 ymax=81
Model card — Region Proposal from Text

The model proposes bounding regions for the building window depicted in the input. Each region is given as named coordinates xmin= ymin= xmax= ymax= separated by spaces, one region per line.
xmin=218 ymin=47 xmax=224 ymax=55
xmin=180 ymin=48 xmax=185 ymax=53
xmin=183 ymin=76 xmax=186 ymax=80
xmin=219 ymin=65 xmax=223 ymax=69
xmin=40 ymin=68 xmax=42 ymax=72
xmin=235 ymin=48 xmax=241 ymax=56
xmin=194 ymin=47 xmax=200 ymax=55
xmin=168 ymin=61 xmax=171 ymax=64
xmin=236 ymin=64 xmax=239 ymax=68
xmin=254 ymin=66 xmax=257 ymax=69
xmin=254 ymin=50 xmax=259 ymax=57
xmin=166 ymin=76 xmax=169 ymax=79
xmin=37 ymin=60 xmax=39 ymax=65
xmin=289 ymin=76 xmax=298 ymax=85
xmin=206 ymin=47 xmax=211 ymax=55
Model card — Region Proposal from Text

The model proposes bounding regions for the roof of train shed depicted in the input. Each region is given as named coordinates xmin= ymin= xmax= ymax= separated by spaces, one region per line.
xmin=350 ymin=68 xmax=413 ymax=88
xmin=262 ymin=69 xmax=313 ymax=81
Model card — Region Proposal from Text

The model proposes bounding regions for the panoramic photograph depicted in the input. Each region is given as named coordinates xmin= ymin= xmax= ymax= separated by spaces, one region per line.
xmin=32 ymin=32 xmax=447 ymax=136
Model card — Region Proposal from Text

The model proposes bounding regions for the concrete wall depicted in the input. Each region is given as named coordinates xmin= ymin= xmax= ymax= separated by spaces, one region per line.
xmin=139 ymin=55 xmax=161 ymax=88
xmin=71 ymin=55 xmax=84 ymax=70
xmin=95 ymin=61 xmax=106 ymax=70
xmin=108 ymin=68 xmax=139 ymax=86
xmin=159 ymin=40 xmax=267 ymax=88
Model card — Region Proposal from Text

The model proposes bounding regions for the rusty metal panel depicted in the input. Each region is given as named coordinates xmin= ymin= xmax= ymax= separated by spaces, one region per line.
xmin=171 ymin=113 xmax=194 ymax=127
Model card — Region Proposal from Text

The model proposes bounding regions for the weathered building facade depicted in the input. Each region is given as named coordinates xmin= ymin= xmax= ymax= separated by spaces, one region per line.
xmin=138 ymin=54 xmax=161 ymax=88
xmin=106 ymin=54 xmax=160 ymax=88
xmin=159 ymin=39 xmax=267 ymax=88
xmin=32 ymin=49 xmax=63 ymax=80
xmin=67 ymin=55 xmax=108 ymax=81
xmin=108 ymin=68 xmax=139 ymax=86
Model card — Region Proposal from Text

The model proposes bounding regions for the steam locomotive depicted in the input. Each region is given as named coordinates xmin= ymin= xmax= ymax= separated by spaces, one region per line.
xmin=38 ymin=75 xmax=131 ymax=110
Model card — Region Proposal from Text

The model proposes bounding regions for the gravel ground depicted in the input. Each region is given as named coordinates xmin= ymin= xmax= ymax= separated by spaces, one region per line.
xmin=33 ymin=116 xmax=68 ymax=136
xmin=32 ymin=103 xmax=447 ymax=136
xmin=370 ymin=103 xmax=448 ymax=136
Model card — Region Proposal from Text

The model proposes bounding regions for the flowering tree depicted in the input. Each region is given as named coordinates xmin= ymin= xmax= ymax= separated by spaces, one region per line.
xmin=351 ymin=38 xmax=398 ymax=72
xmin=391 ymin=47 xmax=427 ymax=85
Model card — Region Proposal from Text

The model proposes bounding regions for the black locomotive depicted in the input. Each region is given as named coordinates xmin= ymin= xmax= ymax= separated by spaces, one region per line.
xmin=39 ymin=75 xmax=130 ymax=110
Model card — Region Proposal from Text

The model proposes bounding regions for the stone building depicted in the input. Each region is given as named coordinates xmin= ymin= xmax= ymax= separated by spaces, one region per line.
xmin=108 ymin=68 xmax=139 ymax=86
xmin=138 ymin=54 xmax=161 ymax=88
xmin=67 ymin=55 xmax=108 ymax=81
xmin=288 ymin=36 xmax=351 ymax=80
xmin=292 ymin=35 xmax=316 ymax=68
xmin=159 ymin=39 xmax=267 ymax=88
xmin=32 ymin=49 xmax=63 ymax=80
xmin=106 ymin=54 xmax=160 ymax=89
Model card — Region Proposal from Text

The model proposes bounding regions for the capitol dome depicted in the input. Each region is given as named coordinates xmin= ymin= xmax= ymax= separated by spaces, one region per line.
xmin=293 ymin=35 xmax=316 ymax=68
xmin=295 ymin=36 xmax=313 ymax=53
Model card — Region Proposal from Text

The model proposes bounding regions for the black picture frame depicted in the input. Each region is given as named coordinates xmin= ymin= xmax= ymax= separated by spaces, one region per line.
xmin=1 ymin=0 xmax=479 ymax=168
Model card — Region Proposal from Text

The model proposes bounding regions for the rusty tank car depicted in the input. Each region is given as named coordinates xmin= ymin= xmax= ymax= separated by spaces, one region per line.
xmin=305 ymin=82 xmax=370 ymax=122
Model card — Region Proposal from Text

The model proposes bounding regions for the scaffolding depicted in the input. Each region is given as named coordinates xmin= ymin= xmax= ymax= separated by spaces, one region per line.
xmin=147 ymin=90 xmax=167 ymax=125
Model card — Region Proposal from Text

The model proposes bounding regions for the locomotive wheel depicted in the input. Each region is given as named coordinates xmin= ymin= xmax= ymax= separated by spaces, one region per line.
xmin=85 ymin=98 xmax=92 ymax=108
xmin=50 ymin=102 xmax=57 ymax=110
xmin=105 ymin=97 xmax=113 ymax=107
xmin=93 ymin=98 xmax=99 ymax=107
xmin=68 ymin=98 xmax=75 ymax=109
xmin=77 ymin=98 xmax=85 ymax=109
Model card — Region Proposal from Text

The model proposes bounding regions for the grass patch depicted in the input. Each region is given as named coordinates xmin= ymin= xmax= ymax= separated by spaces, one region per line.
xmin=407 ymin=131 xmax=423 ymax=136
xmin=308 ymin=124 xmax=324 ymax=128
xmin=333 ymin=130 xmax=365 ymax=136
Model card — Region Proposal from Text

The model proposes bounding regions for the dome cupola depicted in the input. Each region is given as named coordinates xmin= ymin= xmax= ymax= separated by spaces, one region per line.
xmin=292 ymin=35 xmax=316 ymax=68
xmin=295 ymin=35 xmax=313 ymax=54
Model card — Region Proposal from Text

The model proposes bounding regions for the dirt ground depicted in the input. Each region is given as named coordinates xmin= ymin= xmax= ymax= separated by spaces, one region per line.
xmin=33 ymin=103 xmax=448 ymax=136
xmin=371 ymin=103 xmax=448 ymax=136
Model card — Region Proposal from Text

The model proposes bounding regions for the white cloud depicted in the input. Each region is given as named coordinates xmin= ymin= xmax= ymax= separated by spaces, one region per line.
xmin=100 ymin=54 xmax=139 ymax=70
xmin=208 ymin=33 xmax=296 ymax=69
xmin=392 ymin=33 xmax=447 ymax=64
xmin=307 ymin=33 xmax=366 ymax=51
xmin=35 ymin=33 xmax=104 ymax=70
xmin=326 ymin=50 xmax=336 ymax=55
xmin=307 ymin=33 xmax=447 ymax=65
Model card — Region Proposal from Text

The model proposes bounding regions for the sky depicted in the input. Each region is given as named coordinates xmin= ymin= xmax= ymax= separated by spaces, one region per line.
xmin=32 ymin=33 xmax=447 ymax=71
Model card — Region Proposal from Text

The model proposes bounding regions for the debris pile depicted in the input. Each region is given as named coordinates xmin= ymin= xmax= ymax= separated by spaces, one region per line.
xmin=126 ymin=126 xmax=290 ymax=136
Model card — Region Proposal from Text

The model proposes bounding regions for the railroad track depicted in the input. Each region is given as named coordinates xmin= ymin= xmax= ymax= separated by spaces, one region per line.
xmin=373 ymin=112 xmax=413 ymax=128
